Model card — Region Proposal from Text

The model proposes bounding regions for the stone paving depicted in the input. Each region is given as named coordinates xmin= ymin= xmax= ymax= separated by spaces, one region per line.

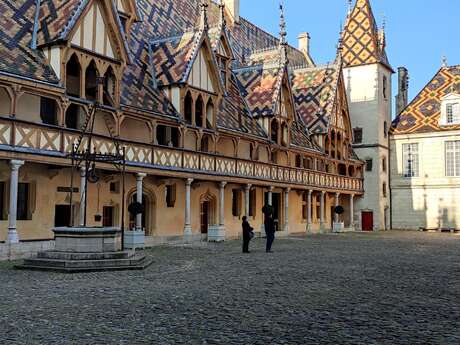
xmin=0 ymin=231 xmax=459 ymax=344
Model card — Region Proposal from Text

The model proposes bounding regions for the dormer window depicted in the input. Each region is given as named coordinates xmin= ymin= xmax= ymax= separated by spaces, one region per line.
xmin=446 ymin=103 xmax=460 ymax=124
xmin=440 ymin=93 xmax=460 ymax=126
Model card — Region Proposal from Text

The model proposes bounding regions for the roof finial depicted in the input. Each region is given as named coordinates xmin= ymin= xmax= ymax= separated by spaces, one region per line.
xmin=279 ymin=1 xmax=287 ymax=45
xmin=219 ymin=0 xmax=226 ymax=29
xmin=442 ymin=55 xmax=448 ymax=68
xmin=199 ymin=0 xmax=209 ymax=31
xmin=347 ymin=0 xmax=353 ymax=16
xmin=279 ymin=1 xmax=288 ymax=65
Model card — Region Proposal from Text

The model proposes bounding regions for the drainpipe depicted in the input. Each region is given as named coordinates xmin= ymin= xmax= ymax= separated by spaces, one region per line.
xmin=31 ymin=0 xmax=41 ymax=49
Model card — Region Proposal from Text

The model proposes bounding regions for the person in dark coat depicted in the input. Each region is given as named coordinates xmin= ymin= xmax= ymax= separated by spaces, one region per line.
xmin=264 ymin=213 xmax=275 ymax=253
xmin=242 ymin=216 xmax=253 ymax=253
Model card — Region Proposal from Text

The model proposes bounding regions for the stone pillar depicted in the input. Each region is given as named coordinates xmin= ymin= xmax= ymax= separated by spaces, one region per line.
xmin=79 ymin=167 xmax=86 ymax=227
xmin=284 ymin=188 xmax=290 ymax=232
xmin=268 ymin=186 xmax=273 ymax=205
xmin=7 ymin=160 xmax=24 ymax=244
xmin=184 ymin=178 xmax=194 ymax=235
xmin=320 ymin=191 xmax=326 ymax=232
xmin=307 ymin=190 xmax=312 ymax=231
xmin=334 ymin=192 xmax=340 ymax=223
xmin=245 ymin=184 xmax=252 ymax=217
xmin=350 ymin=194 xmax=355 ymax=229
xmin=135 ymin=173 xmax=147 ymax=231
xmin=219 ymin=182 xmax=227 ymax=226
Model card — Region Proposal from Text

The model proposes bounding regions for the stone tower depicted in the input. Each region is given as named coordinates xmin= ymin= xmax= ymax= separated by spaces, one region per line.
xmin=341 ymin=0 xmax=393 ymax=231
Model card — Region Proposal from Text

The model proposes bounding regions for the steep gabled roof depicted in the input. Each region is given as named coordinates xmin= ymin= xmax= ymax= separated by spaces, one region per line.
xmin=391 ymin=65 xmax=460 ymax=135
xmin=234 ymin=64 xmax=285 ymax=118
xmin=150 ymin=31 xmax=202 ymax=86
xmin=217 ymin=73 xmax=267 ymax=138
xmin=290 ymin=64 xmax=340 ymax=134
xmin=0 ymin=0 xmax=59 ymax=84
xmin=37 ymin=0 xmax=131 ymax=62
xmin=341 ymin=0 xmax=391 ymax=70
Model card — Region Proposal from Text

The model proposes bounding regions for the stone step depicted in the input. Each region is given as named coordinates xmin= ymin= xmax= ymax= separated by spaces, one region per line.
xmin=17 ymin=254 xmax=152 ymax=272
xmin=37 ymin=250 xmax=135 ymax=261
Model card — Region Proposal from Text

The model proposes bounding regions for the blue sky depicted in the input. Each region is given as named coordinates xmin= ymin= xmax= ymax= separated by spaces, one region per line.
xmin=241 ymin=0 xmax=459 ymax=117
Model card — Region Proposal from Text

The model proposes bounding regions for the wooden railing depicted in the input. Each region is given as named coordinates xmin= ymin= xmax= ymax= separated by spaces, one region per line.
xmin=0 ymin=118 xmax=363 ymax=192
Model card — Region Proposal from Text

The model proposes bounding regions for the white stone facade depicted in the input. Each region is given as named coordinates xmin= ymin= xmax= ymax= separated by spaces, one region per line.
xmin=391 ymin=130 xmax=460 ymax=230
xmin=344 ymin=63 xmax=392 ymax=230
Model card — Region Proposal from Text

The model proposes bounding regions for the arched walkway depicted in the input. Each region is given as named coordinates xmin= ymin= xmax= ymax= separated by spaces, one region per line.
xmin=127 ymin=188 xmax=156 ymax=236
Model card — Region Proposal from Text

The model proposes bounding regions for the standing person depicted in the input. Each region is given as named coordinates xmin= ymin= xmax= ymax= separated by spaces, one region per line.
xmin=242 ymin=216 xmax=253 ymax=253
xmin=264 ymin=213 xmax=275 ymax=253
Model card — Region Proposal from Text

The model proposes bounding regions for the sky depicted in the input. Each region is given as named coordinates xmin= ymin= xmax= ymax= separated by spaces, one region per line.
xmin=241 ymin=0 xmax=459 ymax=118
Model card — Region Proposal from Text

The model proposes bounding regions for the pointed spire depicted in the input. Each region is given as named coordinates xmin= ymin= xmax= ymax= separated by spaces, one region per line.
xmin=199 ymin=0 xmax=209 ymax=31
xmin=341 ymin=0 xmax=391 ymax=68
xmin=218 ymin=0 xmax=227 ymax=29
xmin=278 ymin=1 xmax=288 ymax=66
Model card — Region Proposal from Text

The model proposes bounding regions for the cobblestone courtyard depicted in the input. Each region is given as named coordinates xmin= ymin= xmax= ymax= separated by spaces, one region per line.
xmin=1 ymin=231 xmax=459 ymax=344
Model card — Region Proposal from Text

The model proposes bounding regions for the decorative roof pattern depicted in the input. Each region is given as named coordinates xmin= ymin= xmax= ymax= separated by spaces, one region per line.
xmin=234 ymin=65 xmax=284 ymax=118
xmin=150 ymin=31 xmax=202 ymax=86
xmin=341 ymin=0 xmax=390 ymax=69
xmin=291 ymin=65 xmax=340 ymax=134
xmin=0 ymin=0 xmax=59 ymax=84
xmin=217 ymin=73 xmax=267 ymax=138
xmin=391 ymin=66 xmax=460 ymax=134
xmin=37 ymin=0 xmax=83 ymax=46
xmin=291 ymin=120 xmax=321 ymax=151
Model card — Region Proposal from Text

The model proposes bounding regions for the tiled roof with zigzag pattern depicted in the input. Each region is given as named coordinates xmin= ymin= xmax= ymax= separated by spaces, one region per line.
xmin=391 ymin=66 xmax=460 ymax=134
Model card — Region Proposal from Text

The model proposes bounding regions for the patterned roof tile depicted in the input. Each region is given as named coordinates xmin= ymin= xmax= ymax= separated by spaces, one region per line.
xmin=391 ymin=66 xmax=460 ymax=134
xmin=0 ymin=0 xmax=59 ymax=84
xmin=341 ymin=0 xmax=390 ymax=69
xmin=290 ymin=64 xmax=340 ymax=134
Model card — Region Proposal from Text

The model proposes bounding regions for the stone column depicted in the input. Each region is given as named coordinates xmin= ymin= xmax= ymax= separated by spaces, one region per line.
xmin=350 ymin=194 xmax=355 ymax=229
xmin=135 ymin=173 xmax=147 ymax=231
xmin=307 ymin=190 xmax=312 ymax=231
xmin=284 ymin=188 xmax=290 ymax=232
xmin=7 ymin=160 xmax=24 ymax=244
xmin=268 ymin=186 xmax=273 ymax=205
xmin=184 ymin=178 xmax=194 ymax=235
xmin=245 ymin=184 xmax=252 ymax=217
xmin=334 ymin=192 xmax=340 ymax=223
xmin=219 ymin=182 xmax=227 ymax=226
xmin=320 ymin=191 xmax=326 ymax=232
xmin=79 ymin=167 xmax=86 ymax=227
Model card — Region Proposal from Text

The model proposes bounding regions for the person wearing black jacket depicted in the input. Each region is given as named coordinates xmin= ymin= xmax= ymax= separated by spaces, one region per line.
xmin=264 ymin=213 xmax=275 ymax=253
xmin=242 ymin=216 xmax=253 ymax=253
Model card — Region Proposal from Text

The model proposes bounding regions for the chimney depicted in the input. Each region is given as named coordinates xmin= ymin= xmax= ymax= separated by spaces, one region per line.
xmin=298 ymin=32 xmax=310 ymax=57
xmin=395 ymin=67 xmax=409 ymax=115
xmin=224 ymin=0 xmax=240 ymax=24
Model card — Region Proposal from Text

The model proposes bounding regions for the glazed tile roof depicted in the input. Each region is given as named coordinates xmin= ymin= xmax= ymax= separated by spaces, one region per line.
xmin=150 ymin=31 xmax=202 ymax=86
xmin=341 ymin=0 xmax=390 ymax=69
xmin=37 ymin=0 xmax=83 ymax=46
xmin=391 ymin=66 xmax=460 ymax=135
xmin=0 ymin=0 xmax=59 ymax=84
xmin=290 ymin=120 xmax=321 ymax=152
xmin=217 ymin=73 xmax=267 ymax=138
xmin=234 ymin=64 xmax=285 ymax=118
xmin=290 ymin=64 xmax=340 ymax=134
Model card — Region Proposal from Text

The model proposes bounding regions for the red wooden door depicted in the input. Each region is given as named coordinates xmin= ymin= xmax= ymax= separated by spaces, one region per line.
xmin=362 ymin=211 xmax=373 ymax=231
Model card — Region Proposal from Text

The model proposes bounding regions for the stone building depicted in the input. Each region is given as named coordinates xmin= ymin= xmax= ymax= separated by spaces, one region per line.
xmin=0 ymin=0 xmax=364 ymax=245
xmin=341 ymin=0 xmax=393 ymax=231
xmin=391 ymin=64 xmax=460 ymax=231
